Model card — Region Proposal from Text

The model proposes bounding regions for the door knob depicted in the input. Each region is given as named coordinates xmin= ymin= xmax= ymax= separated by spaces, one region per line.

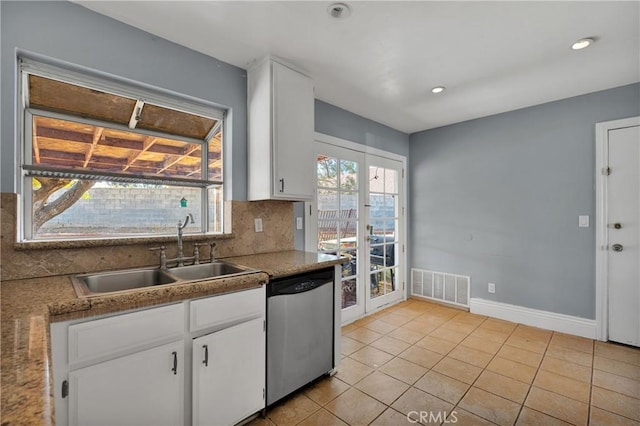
xmin=612 ymin=244 xmax=623 ymax=252
xmin=611 ymin=223 xmax=622 ymax=229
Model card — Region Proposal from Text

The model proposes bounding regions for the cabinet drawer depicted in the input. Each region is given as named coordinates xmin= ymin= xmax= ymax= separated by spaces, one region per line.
xmin=68 ymin=303 xmax=184 ymax=366
xmin=190 ymin=287 xmax=265 ymax=332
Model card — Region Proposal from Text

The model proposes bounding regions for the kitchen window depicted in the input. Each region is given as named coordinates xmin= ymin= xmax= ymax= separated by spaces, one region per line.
xmin=18 ymin=59 xmax=225 ymax=241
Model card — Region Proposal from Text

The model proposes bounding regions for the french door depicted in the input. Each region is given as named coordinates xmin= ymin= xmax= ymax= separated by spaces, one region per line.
xmin=366 ymin=155 xmax=404 ymax=312
xmin=312 ymin=142 xmax=405 ymax=324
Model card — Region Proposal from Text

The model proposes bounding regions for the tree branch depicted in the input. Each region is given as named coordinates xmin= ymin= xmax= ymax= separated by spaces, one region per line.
xmin=33 ymin=180 xmax=95 ymax=232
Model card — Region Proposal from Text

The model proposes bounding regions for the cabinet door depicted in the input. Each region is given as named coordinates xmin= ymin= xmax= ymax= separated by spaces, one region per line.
xmin=193 ymin=318 xmax=265 ymax=426
xmin=272 ymin=61 xmax=314 ymax=200
xmin=68 ymin=341 xmax=184 ymax=426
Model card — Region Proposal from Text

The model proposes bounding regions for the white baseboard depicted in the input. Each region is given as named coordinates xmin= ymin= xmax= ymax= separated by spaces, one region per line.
xmin=470 ymin=298 xmax=597 ymax=340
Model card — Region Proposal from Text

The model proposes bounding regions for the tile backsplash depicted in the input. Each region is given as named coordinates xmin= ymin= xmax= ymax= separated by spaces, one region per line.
xmin=0 ymin=193 xmax=294 ymax=281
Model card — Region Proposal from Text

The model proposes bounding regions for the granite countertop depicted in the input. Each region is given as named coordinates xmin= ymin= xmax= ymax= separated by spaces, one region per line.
xmin=225 ymin=250 xmax=344 ymax=279
xmin=0 ymin=250 xmax=342 ymax=425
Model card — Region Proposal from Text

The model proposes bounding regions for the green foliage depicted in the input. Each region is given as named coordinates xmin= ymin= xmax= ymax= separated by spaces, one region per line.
xmin=317 ymin=157 xmax=357 ymax=190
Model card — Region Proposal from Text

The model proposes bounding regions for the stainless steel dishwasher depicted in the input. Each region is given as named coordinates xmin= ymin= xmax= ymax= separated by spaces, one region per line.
xmin=266 ymin=268 xmax=334 ymax=406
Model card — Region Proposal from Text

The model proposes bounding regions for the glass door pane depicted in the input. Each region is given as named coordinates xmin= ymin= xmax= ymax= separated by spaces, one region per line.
xmin=317 ymin=154 xmax=362 ymax=316
xmin=366 ymin=157 xmax=403 ymax=311
xmin=313 ymin=143 xmax=404 ymax=323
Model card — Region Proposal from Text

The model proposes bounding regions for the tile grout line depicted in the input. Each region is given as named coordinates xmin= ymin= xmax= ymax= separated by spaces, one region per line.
xmin=343 ymin=320 xmax=416 ymax=424
xmin=431 ymin=320 xmax=588 ymax=424
xmin=375 ymin=311 xmax=506 ymax=424
xmin=392 ymin=308 xmax=483 ymax=425
xmin=511 ymin=331 xmax=576 ymax=426
xmin=448 ymin=315 xmax=517 ymax=426
xmin=589 ymin=342 xmax=640 ymax=423
xmin=513 ymin=331 xmax=548 ymax=425
xmin=330 ymin=301 xmax=639 ymax=426
xmin=586 ymin=338 xmax=595 ymax=426
xmin=359 ymin=306 xmax=471 ymax=425
xmin=432 ymin=321 xmax=636 ymax=424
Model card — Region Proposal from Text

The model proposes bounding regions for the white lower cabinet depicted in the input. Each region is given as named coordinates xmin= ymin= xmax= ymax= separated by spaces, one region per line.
xmin=69 ymin=341 xmax=184 ymax=426
xmin=51 ymin=287 xmax=266 ymax=426
xmin=192 ymin=318 xmax=265 ymax=426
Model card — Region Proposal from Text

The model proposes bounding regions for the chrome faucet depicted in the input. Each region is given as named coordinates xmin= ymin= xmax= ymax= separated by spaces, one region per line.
xmin=177 ymin=213 xmax=194 ymax=266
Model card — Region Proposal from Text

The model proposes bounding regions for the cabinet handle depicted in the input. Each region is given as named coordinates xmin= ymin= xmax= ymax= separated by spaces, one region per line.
xmin=202 ymin=344 xmax=209 ymax=367
xmin=279 ymin=178 xmax=285 ymax=193
xmin=171 ymin=351 xmax=178 ymax=375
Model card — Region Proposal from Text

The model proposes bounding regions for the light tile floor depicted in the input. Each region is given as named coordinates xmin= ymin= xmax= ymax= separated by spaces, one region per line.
xmin=253 ymin=298 xmax=640 ymax=426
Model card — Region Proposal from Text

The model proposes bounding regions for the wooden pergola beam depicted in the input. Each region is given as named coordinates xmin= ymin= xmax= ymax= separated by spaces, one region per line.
xmin=36 ymin=126 xmax=201 ymax=158
xmin=34 ymin=119 xmax=221 ymax=178
xmin=32 ymin=135 xmax=40 ymax=164
xmin=123 ymin=136 xmax=157 ymax=172
xmin=157 ymin=144 xmax=200 ymax=174
xmin=83 ymin=127 xmax=104 ymax=168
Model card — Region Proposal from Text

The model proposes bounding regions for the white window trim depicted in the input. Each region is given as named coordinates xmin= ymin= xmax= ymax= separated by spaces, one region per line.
xmin=18 ymin=58 xmax=227 ymax=242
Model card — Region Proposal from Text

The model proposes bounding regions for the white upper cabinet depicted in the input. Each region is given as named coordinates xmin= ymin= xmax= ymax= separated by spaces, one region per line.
xmin=248 ymin=58 xmax=314 ymax=201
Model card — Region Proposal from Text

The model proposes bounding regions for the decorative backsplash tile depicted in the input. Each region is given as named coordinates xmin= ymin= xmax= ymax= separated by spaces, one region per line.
xmin=0 ymin=193 xmax=294 ymax=281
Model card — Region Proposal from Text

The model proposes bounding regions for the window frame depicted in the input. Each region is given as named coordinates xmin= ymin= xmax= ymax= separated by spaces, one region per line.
xmin=17 ymin=58 xmax=227 ymax=242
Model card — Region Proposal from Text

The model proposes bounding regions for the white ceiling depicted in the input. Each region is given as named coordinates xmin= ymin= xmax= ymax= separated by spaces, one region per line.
xmin=77 ymin=1 xmax=640 ymax=134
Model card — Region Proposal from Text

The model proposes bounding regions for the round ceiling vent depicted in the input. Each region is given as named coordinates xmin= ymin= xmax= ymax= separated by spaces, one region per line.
xmin=327 ymin=3 xmax=351 ymax=19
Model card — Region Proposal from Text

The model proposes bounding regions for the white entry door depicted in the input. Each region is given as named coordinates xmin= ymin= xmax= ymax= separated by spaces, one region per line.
xmin=312 ymin=141 xmax=406 ymax=324
xmin=607 ymin=123 xmax=640 ymax=347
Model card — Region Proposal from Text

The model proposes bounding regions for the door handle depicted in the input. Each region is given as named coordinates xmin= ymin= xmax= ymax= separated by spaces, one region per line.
xmin=171 ymin=351 xmax=178 ymax=375
xmin=612 ymin=244 xmax=623 ymax=252
xmin=279 ymin=178 xmax=285 ymax=193
xmin=610 ymin=223 xmax=622 ymax=229
xmin=202 ymin=344 xmax=209 ymax=367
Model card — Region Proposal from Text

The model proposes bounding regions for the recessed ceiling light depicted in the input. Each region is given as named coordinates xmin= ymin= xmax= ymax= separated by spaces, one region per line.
xmin=431 ymin=86 xmax=446 ymax=94
xmin=327 ymin=3 xmax=351 ymax=19
xmin=571 ymin=38 xmax=594 ymax=50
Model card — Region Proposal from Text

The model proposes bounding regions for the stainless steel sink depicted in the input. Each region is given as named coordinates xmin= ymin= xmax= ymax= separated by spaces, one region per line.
xmin=72 ymin=268 xmax=178 ymax=297
xmin=168 ymin=262 xmax=251 ymax=281
xmin=71 ymin=262 xmax=260 ymax=297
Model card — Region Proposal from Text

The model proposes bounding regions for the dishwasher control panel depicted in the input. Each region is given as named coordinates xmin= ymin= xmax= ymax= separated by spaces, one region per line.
xmin=294 ymin=281 xmax=317 ymax=292
xmin=268 ymin=268 xmax=334 ymax=297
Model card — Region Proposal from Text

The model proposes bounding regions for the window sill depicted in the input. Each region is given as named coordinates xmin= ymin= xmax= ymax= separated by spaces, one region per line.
xmin=14 ymin=233 xmax=234 ymax=251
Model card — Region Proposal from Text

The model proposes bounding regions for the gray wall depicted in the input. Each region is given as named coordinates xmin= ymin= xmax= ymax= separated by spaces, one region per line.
xmin=1 ymin=1 xmax=409 ymax=252
xmin=1 ymin=2 xmax=410 ymax=201
xmin=0 ymin=1 xmax=248 ymax=200
xmin=409 ymin=83 xmax=640 ymax=319
xmin=311 ymin=100 xmax=410 ymax=253
xmin=315 ymin=100 xmax=410 ymax=157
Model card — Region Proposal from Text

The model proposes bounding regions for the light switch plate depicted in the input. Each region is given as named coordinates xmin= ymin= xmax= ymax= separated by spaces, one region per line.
xmin=254 ymin=218 xmax=263 ymax=232
xmin=578 ymin=215 xmax=589 ymax=228
xmin=488 ymin=283 xmax=496 ymax=294
xmin=296 ymin=217 xmax=303 ymax=230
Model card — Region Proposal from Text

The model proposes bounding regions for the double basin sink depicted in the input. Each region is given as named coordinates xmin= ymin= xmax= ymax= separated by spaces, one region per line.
xmin=72 ymin=261 xmax=260 ymax=297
